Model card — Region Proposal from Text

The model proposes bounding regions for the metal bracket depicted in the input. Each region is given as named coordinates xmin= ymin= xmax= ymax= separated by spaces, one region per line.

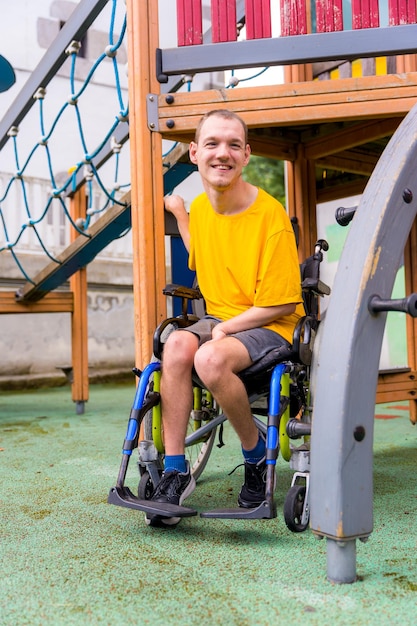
xmin=146 ymin=94 xmax=159 ymax=132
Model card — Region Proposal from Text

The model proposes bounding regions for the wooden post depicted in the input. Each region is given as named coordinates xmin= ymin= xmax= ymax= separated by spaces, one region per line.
xmin=245 ymin=0 xmax=272 ymax=39
xmin=389 ymin=0 xmax=417 ymax=73
xmin=69 ymin=188 xmax=89 ymax=414
xmin=316 ymin=0 xmax=344 ymax=32
xmin=280 ymin=0 xmax=307 ymax=35
xmin=389 ymin=0 xmax=417 ymax=24
xmin=286 ymin=145 xmax=317 ymax=260
xmin=281 ymin=0 xmax=314 ymax=256
xmin=211 ymin=0 xmax=237 ymax=42
xmin=282 ymin=0 xmax=312 ymax=83
xmin=351 ymin=0 xmax=379 ymax=29
xmin=177 ymin=0 xmax=203 ymax=46
xmin=126 ymin=0 xmax=166 ymax=368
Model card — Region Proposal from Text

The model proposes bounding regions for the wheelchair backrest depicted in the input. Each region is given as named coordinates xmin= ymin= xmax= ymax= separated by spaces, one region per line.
xmin=299 ymin=239 xmax=331 ymax=319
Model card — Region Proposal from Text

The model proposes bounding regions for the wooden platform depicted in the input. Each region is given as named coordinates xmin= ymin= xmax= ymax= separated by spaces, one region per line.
xmin=156 ymin=73 xmax=417 ymax=143
xmin=376 ymin=369 xmax=417 ymax=406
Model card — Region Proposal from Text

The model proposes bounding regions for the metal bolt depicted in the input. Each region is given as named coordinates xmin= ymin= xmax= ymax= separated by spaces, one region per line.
xmin=166 ymin=119 xmax=175 ymax=129
xmin=165 ymin=95 xmax=174 ymax=104
xmin=353 ymin=425 xmax=366 ymax=442
xmin=403 ymin=188 xmax=413 ymax=203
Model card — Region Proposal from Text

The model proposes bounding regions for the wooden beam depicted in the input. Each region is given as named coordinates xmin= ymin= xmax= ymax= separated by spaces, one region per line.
xmin=316 ymin=177 xmax=367 ymax=203
xmin=304 ymin=117 xmax=402 ymax=159
xmin=156 ymin=73 xmax=417 ymax=143
xmin=248 ymin=133 xmax=297 ymax=161
xmin=316 ymin=150 xmax=379 ymax=176
xmin=0 ymin=291 xmax=73 ymax=314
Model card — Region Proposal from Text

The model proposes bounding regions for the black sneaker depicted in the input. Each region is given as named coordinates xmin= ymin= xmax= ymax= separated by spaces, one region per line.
xmin=237 ymin=457 xmax=268 ymax=508
xmin=145 ymin=461 xmax=196 ymax=526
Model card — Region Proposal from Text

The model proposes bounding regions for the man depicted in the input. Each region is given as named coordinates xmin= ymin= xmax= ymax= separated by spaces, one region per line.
xmin=149 ymin=109 xmax=303 ymax=524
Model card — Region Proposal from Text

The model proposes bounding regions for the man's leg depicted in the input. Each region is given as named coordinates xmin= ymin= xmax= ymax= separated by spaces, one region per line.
xmin=160 ymin=329 xmax=199 ymax=457
xmin=147 ymin=330 xmax=199 ymax=524
xmin=194 ymin=337 xmax=257 ymax=447
xmin=194 ymin=337 xmax=268 ymax=508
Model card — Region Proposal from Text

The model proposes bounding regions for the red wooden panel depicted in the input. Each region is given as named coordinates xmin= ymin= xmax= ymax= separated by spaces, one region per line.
xmin=211 ymin=0 xmax=237 ymax=43
xmin=245 ymin=0 xmax=272 ymax=39
xmin=389 ymin=0 xmax=417 ymax=25
xmin=280 ymin=0 xmax=307 ymax=35
xmin=352 ymin=0 xmax=380 ymax=29
xmin=316 ymin=0 xmax=343 ymax=32
xmin=177 ymin=0 xmax=203 ymax=46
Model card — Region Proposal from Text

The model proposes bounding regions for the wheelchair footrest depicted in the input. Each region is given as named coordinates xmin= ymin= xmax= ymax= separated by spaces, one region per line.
xmin=200 ymin=500 xmax=276 ymax=520
xmin=107 ymin=486 xmax=198 ymax=518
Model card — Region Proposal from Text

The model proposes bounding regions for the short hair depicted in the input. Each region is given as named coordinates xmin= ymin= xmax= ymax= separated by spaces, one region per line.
xmin=194 ymin=109 xmax=249 ymax=145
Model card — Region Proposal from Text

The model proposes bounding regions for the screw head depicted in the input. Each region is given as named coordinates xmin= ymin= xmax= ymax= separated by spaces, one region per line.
xmin=354 ymin=426 xmax=366 ymax=442
xmin=403 ymin=188 xmax=413 ymax=203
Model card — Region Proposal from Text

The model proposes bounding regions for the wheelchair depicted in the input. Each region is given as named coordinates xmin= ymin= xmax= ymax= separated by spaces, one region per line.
xmin=108 ymin=238 xmax=330 ymax=531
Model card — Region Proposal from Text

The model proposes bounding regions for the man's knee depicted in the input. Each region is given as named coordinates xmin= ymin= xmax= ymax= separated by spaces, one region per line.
xmin=163 ymin=330 xmax=198 ymax=369
xmin=194 ymin=343 xmax=227 ymax=385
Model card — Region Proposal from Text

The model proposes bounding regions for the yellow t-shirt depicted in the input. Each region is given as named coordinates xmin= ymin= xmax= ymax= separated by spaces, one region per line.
xmin=188 ymin=188 xmax=304 ymax=343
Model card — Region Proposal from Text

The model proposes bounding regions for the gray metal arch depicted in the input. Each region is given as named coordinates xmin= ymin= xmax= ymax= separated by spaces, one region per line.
xmin=310 ymin=103 xmax=417 ymax=583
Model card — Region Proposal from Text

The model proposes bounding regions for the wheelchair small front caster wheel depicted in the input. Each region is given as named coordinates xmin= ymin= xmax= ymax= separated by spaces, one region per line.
xmin=138 ymin=471 xmax=155 ymax=500
xmin=284 ymin=484 xmax=309 ymax=532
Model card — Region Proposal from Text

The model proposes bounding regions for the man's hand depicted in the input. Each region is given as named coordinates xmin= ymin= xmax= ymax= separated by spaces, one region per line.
xmin=211 ymin=324 xmax=227 ymax=341
xmin=164 ymin=194 xmax=186 ymax=219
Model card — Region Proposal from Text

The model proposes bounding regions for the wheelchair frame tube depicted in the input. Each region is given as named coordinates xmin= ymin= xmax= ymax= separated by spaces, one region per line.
xmin=266 ymin=364 xmax=287 ymax=465
xmin=123 ymin=361 xmax=161 ymax=455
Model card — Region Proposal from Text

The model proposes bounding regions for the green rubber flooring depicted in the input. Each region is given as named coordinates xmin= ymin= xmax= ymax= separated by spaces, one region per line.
xmin=0 ymin=382 xmax=416 ymax=625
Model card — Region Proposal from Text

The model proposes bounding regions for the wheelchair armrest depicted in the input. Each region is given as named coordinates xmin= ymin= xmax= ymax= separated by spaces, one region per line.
xmin=163 ymin=284 xmax=203 ymax=300
xmin=153 ymin=315 xmax=200 ymax=360
xmin=302 ymin=277 xmax=331 ymax=297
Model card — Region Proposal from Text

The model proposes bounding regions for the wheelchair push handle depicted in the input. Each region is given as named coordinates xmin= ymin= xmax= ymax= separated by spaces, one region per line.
xmin=314 ymin=239 xmax=329 ymax=255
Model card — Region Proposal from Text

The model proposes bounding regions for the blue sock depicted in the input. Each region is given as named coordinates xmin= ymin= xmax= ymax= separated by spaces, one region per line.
xmin=164 ymin=454 xmax=187 ymax=473
xmin=242 ymin=433 xmax=266 ymax=464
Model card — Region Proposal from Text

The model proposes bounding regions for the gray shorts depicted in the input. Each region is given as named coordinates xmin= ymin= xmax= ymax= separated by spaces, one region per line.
xmin=180 ymin=315 xmax=291 ymax=364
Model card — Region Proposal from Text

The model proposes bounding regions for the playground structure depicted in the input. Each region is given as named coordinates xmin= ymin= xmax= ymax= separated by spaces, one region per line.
xmin=122 ymin=0 xmax=417 ymax=583
xmin=1 ymin=0 xmax=417 ymax=582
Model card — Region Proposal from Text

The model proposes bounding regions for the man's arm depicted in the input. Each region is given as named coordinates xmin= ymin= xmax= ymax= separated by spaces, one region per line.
xmin=164 ymin=195 xmax=190 ymax=252
xmin=211 ymin=304 xmax=296 ymax=340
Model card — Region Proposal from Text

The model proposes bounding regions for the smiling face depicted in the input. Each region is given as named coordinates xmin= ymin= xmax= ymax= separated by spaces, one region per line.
xmin=189 ymin=113 xmax=251 ymax=193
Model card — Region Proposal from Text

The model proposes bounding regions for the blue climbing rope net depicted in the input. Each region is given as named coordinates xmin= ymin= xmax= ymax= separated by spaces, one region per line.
xmin=0 ymin=0 xmax=130 ymax=284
